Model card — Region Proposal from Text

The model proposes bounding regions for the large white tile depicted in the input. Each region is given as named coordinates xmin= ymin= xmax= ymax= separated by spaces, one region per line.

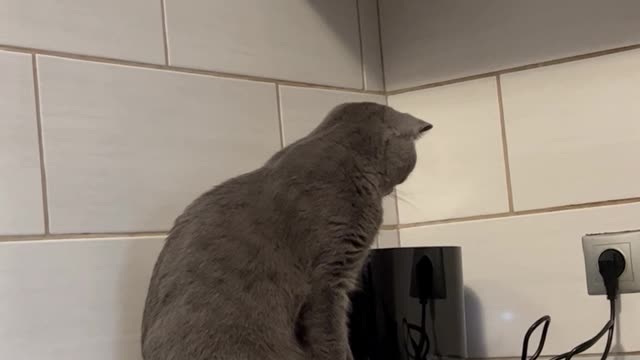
xmin=401 ymin=203 xmax=640 ymax=358
xmin=358 ymin=0 xmax=385 ymax=91
xmin=0 ymin=236 xmax=164 ymax=360
xmin=379 ymin=0 xmax=640 ymax=90
xmin=381 ymin=195 xmax=398 ymax=226
xmin=279 ymin=86 xmax=386 ymax=145
xmin=501 ymin=50 xmax=640 ymax=211
xmin=0 ymin=0 xmax=164 ymax=64
xmin=278 ymin=86 xmax=398 ymax=224
xmin=389 ymin=78 xmax=509 ymax=224
xmin=38 ymin=56 xmax=281 ymax=234
xmin=377 ymin=229 xmax=399 ymax=248
xmin=0 ymin=51 xmax=44 ymax=235
xmin=165 ymin=0 xmax=362 ymax=88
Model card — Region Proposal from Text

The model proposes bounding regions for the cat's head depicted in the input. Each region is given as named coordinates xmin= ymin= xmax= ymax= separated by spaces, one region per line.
xmin=317 ymin=102 xmax=432 ymax=195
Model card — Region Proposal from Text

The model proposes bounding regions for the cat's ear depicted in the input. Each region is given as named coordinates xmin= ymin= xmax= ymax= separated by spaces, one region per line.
xmin=384 ymin=107 xmax=433 ymax=138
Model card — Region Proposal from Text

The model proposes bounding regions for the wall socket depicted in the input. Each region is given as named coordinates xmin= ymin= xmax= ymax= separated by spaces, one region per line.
xmin=582 ymin=230 xmax=640 ymax=296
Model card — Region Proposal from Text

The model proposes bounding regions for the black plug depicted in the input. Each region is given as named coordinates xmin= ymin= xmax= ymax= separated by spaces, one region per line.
xmin=412 ymin=256 xmax=434 ymax=304
xmin=598 ymin=249 xmax=626 ymax=300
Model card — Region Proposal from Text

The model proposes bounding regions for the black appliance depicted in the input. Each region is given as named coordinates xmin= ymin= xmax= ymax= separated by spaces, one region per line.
xmin=349 ymin=247 xmax=466 ymax=360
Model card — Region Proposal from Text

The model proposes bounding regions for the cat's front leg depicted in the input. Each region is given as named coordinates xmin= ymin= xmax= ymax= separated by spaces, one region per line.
xmin=299 ymin=287 xmax=352 ymax=360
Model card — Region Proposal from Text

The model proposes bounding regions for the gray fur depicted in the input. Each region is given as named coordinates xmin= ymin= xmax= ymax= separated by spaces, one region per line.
xmin=141 ymin=102 xmax=431 ymax=360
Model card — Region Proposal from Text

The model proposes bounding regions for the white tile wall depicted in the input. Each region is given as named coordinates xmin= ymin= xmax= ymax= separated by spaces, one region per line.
xmin=38 ymin=56 xmax=281 ymax=234
xmin=0 ymin=236 xmax=164 ymax=360
xmin=381 ymin=195 xmax=398 ymax=226
xmin=357 ymin=0 xmax=385 ymax=91
xmin=0 ymin=0 xmax=165 ymax=64
xmin=501 ymin=50 xmax=640 ymax=211
xmin=388 ymin=78 xmax=509 ymax=224
xmin=5 ymin=1 xmax=638 ymax=357
xmin=278 ymin=86 xmax=397 ymax=225
xmin=0 ymin=51 xmax=44 ymax=235
xmin=400 ymin=203 xmax=640 ymax=358
xmin=379 ymin=0 xmax=640 ymax=90
xmin=279 ymin=86 xmax=386 ymax=144
xmin=165 ymin=0 xmax=363 ymax=88
xmin=377 ymin=228 xmax=399 ymax=248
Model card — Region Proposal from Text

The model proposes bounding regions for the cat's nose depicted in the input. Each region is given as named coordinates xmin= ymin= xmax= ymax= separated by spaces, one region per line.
xmin=419 ymin=122 xmax=433 ymax=133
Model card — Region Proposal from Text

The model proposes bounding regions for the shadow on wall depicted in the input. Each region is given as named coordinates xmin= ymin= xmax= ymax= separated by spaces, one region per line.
xmin=465 ymin=287 xmax=488 ymax=358
xmin=376 ymin=0 xmax=640 ymax=89
xmin=307 ymin=0 xmax=366 ymax=64
xmin=464 ymin=285 xmax=549 ymax=358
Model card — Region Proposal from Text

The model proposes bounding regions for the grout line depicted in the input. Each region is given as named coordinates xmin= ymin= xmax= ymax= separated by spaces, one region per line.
xmin=386 ymin=43 xmax=640 ymax=95
xmin=397 ymin=196 xmax=640 ymax=229
xmin=0 ymin=44 xmax=384 ymax=95
xmin=31 ymin=54 xmax=50 ymax=235
xmin=6 ymin=42 xmax=637 ymax=98
xmin=5 ymin=40 xmax=640 ymax=241
xmin=160 ymin=0 xmax=170 ymax=65
xmin=496 ymin=76 xmax=514 ymax=212
xmin=275 ymin=84 xmax=285 ymax=148
xmin=0 ymin=231 xmax=168 ymax=243
xmin=355 ymin=0 xmax=366 ymax=90
xmin=375 ymin=0 xmax=388 ymax=92
xmin=277 ymin=80 xmax=382 ymax=95
xmin=7 ymin=199 xmax=636 ymax=242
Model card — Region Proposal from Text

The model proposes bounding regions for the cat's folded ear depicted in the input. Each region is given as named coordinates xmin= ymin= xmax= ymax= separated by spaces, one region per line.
xmin=384 ymin=106 xmax=433 ymax=138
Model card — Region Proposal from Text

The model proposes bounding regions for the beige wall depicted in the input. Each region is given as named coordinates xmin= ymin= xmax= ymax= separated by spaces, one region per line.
xmin=379 ymin=0 xmax=640 ymax=91
xmin=3 ymin=1 xmax=640 ymax=359
xmin=0 ymin=1 xmax=389 ymax=359
xmin=382 ymin=1 xmax=640 ymax=357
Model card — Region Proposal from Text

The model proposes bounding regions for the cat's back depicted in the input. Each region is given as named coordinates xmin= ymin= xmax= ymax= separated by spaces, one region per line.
xmin=141 ymin=169 xmax=309 ymax=360
xmin=142 ymin=136 xmax=374 ymax=360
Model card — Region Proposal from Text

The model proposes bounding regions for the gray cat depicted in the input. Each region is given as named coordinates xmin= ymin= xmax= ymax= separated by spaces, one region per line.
xmin=141 ymin=102 xmax=432 ymax=360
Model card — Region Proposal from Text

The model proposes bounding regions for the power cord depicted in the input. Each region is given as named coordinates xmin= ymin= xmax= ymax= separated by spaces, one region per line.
xmin=521 ymin=249 xmax=625 ymax=360
xmin=402 ymin=302 xmax=430 ymax=360
xmin=402 ymin=255 xmax=435 ymax=360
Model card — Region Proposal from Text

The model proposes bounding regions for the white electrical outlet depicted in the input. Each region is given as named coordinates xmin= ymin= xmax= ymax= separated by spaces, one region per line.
xmin=582 ymin=230 xmax=640 ymax=296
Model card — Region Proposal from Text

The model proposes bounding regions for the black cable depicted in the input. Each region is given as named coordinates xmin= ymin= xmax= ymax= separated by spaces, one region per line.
xmin=553 ymin=300 xmax=614 ymax=360
xmin=402 ymin=302 xmax=430 ymax=360
xmin=521 ymin=315 xmax=550 ymax=360
xmin=521 ymin=298 xmax=615 ymax=360
xmin=521 ymin=249 xmax=623 ymax=360
xmin=599 ymin=299 xmax=616 ymax=360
